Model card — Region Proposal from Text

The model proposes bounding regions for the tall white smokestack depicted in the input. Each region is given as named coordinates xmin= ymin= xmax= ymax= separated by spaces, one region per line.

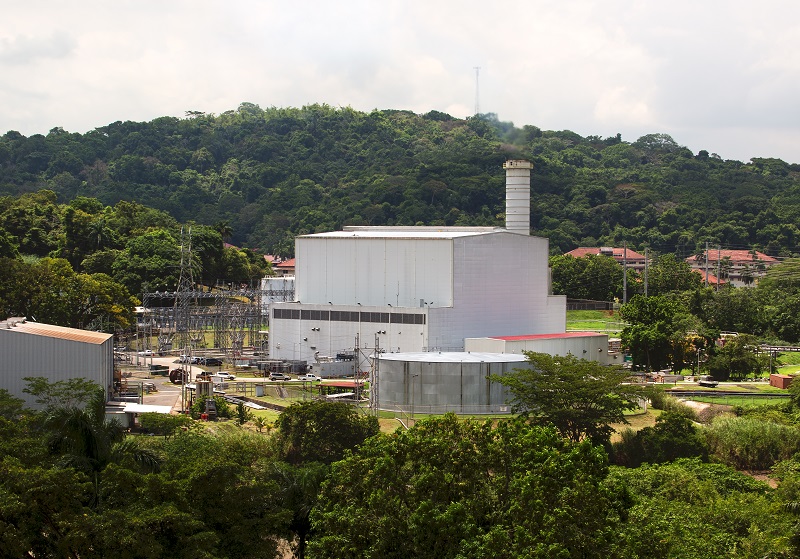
xmin=503 ymin=159 xmax=532 ymax=235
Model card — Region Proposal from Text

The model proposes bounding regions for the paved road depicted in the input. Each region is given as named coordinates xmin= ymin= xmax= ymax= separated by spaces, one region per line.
xmin=121 ymin=355 xmax=196 ymax=413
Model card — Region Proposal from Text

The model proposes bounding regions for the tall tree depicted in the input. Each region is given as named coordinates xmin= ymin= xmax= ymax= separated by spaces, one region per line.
xmin=273 ymin=400 xmax=379 ymax=466
xmin=620 ymin=294 xmax=694 ymax=371
xmin=43 ymin=388 xmax=160 ymax=507
xmin=491 ymin=352 xmax=643 ymax=445
xmin=309 ymin=414 xmax=627 ymax=559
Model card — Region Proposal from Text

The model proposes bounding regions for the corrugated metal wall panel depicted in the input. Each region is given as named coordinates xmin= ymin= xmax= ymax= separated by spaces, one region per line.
xmin=0 ymin=330 xmax=113 ymax=409
xmin=297 ymin=236 xmax=453 ymax=307
xmin=377 ymin=357 xmax=519 ymax=413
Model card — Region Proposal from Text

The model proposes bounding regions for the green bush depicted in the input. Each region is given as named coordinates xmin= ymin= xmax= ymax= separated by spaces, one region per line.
xmin=705 ymin=416 xmax=800 ymax=470
xmin=235 ymin=402 xmax=252 ymax=425
xmin=190 ymin=395 xmax=231 ymax=420
xmin=611 ymin=412 xmax=708 ymax=467
xmin=646 ymin=388 xmax=698 ymax=420
xmin=139 ymin=412 xmax=193 ymax=439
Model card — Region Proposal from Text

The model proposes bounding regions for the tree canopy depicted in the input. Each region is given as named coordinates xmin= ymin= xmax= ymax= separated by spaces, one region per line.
xmin=491 ymin=352 xmax=644 ymax=444
xmin=309 ymin=414 xmax=626 ymax=559
xmin=1 ymin=104 xmax=798 ymax=262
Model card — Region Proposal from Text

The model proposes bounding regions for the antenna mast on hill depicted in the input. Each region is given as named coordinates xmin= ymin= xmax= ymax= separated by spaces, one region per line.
xmin=473 ymin=66 xmax=481 ymax=116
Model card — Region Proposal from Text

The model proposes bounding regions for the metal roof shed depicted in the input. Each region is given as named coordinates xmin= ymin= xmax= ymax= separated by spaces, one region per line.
xmin=0 ymin=318 xmax=114 ymax=409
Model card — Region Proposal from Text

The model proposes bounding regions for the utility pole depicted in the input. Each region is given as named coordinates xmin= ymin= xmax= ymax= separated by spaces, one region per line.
xmin=704 ymin=241 xmax=709 ymax=288
xmin=622 ymin=242 xmax=628 ymax=304
xmin=644 ymin=247 xmax=648 ymax=297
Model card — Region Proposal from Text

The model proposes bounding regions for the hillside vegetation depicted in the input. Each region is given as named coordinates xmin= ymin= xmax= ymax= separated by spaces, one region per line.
xmin=1 ymin=103 xmax=798 ymax=258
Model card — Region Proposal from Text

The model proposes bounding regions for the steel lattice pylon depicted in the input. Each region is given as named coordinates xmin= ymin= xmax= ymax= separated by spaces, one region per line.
xmin=137 ymin=224 xmax=270 ymax=358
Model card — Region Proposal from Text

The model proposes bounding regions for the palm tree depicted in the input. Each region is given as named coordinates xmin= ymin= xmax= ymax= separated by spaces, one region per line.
xmin=44 ymin=388 xmax=161 ymax=508
xmin=214 ymin=220 xmax=233 ymax=243
xmin=271 ymin=461 xmax=329 ymax=559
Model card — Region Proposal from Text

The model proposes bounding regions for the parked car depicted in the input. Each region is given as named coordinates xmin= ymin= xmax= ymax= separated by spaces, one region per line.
xmin=212 ymin=372 xmax=236 ymax=381
xmin=297 ymin=373 xmax=322 ymax=382
xmin=268 ymin=372 xmax=292 ymax=381
xmin=201 ymin=357 xmax=224 ymax=366
xmin=137 ymin=349 xmax=154 ymax=356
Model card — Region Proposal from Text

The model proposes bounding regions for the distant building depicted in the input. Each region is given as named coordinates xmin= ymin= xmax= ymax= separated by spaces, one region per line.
xmin=692 ymin=268 xmax=725 ymax=286
xmin=274 ymin=258 xmax=296 ymax=277
xmin=465 ymin=331 xmax=613 ymax=365
xmin=564 ymin=247 xmax=647 ymax=271
xmin=685 ymin=250 xmax=778 ymax=287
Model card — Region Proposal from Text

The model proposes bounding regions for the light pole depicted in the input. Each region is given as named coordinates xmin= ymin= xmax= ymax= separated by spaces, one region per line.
xmin=411 ymin=373 xmax=419 ymax=423
xmin=696 ymin=348 xmax=704 ymax=377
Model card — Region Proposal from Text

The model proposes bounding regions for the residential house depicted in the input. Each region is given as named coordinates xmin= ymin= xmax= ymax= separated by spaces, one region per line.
xmin=564 ymin=246 xmax=647 ymax=271
xmin=685 ymin=249 xmax=778 ymax=287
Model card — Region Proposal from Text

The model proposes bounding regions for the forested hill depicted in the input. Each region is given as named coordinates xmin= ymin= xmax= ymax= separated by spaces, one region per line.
xmin=1 ymin=102 xmax=799 ymax=258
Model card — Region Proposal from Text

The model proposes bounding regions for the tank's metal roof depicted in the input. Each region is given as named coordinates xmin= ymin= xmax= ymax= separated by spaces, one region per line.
xmin=376 ymin=352 xmax=528 ymax=363
xmin=0 ymin=318 xmax=112 ymax=345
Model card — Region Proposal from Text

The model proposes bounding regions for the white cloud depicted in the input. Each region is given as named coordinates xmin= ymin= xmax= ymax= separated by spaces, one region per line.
xmin=1 ymin=0 xmax=800 ymax=162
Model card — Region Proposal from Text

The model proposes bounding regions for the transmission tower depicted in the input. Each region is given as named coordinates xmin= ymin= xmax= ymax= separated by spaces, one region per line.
xmin=174 ymin=226 xmax=196 ymax=352
xmin=473 ymin=66 xmax=481 ymax=116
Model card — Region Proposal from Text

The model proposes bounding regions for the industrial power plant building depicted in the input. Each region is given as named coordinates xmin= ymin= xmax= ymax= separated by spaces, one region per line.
xmin=0 ymin=317 xmax=114 ymax=409
xmin=268 ymin=160 xmax=612 ymax=413
xmin=268 ymin=224 xmax=566 ymax=369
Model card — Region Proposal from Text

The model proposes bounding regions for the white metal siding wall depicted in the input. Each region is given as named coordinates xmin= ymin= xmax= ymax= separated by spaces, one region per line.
xmin=505 ymin=337 xmax=609 ymax=364
xmin=464 ymin=336 xmax=609 ymax=364
xmin=0 ymin=331 xmax=114 ymax=408
xmin=269 ymin=305 xmax=428 ymax=370
xmin=429 ymin=232 xmax=566 ymax=349
xmin=296 ymin=237 xmax=454 ymax=307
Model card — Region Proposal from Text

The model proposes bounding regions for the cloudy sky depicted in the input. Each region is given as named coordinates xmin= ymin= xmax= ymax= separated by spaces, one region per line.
xmin=3 ymin=0 xmax=800 ymax=163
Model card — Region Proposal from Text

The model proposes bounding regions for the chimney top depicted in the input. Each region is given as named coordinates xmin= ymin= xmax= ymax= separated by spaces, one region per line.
xmin=503 ymin=159 xmax=533 ymax=170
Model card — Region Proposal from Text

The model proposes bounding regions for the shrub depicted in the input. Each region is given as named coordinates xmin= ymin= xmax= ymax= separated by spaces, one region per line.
xmin=235 ymin=402 xmax=252 ymax=425
xmin=611 ymin=412 xmax=708 ymax=467
xmin=190 ymin=395 xmax=231 ymax=419
xmin=139 ymin=412 xmax=193 ymax=439
xmin=705 ymin=416 xmax=800 ymax=470
xmin=646 ymin=388 xmax=698 ymax=420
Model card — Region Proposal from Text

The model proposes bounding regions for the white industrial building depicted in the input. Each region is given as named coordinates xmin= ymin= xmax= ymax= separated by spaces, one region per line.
xmin=465 ymin=332 xmax=612 ymax=365
xmin=0 ymin=317 xmax=114 ymax=409
xmin=268 ymin=160 xmax=567 ymax=371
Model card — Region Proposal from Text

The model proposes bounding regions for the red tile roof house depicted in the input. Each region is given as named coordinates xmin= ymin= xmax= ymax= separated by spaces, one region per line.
xmin=685 ymin=250 xmax=778 ymax=287
xmin=692 ymin=268 xmax=725 ymax=286
xmin=274 ymin=258 xmax=296 ymax=277
xmin=564 ymin=247 xmax=647 ymax=271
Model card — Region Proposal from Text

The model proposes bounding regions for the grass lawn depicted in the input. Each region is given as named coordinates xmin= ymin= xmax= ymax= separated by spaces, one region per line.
xmin=566 ymin=309 xmax=626 ymax=336
xmin=685 ymin=395 xmax=786 ymax=407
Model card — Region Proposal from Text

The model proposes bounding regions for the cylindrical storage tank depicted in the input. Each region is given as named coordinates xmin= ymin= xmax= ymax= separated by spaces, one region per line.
xmin=503 ymin=160 xmax=533 ymax=235
xmin=374 ymin=352 xmax=527 ymax=415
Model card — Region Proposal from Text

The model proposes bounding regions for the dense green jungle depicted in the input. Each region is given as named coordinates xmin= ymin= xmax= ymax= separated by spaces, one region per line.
xmin=7 ymin=104 xmax=800 ymax=558
xmin=2 ymin=102 xmax=798 ymax=260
